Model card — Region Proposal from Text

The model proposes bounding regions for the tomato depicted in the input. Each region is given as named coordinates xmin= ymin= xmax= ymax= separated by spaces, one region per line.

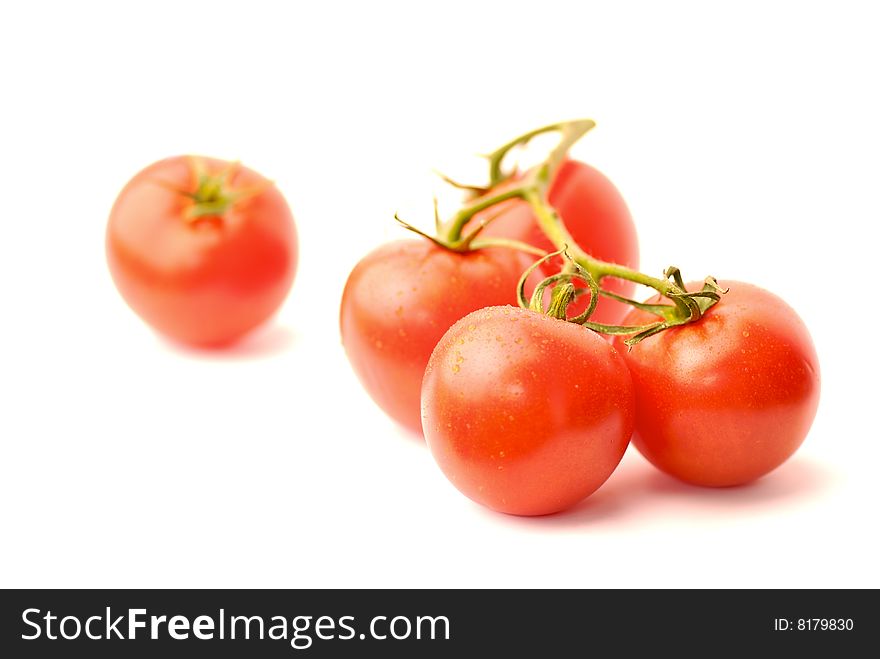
xmin=613 ymin=281 xmax=820 ymax=487
xmin=421 ymin=306 xmax=634 ymax=515
xmin=106 ymin=156 xmax=298 ymax=346
xmin=480 ymin=159 xmax=639 ymax=324
xmin=340 ymin=240 xmax=534 ymax=434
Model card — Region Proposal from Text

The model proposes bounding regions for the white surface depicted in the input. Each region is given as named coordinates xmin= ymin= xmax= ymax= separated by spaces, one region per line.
xmin=1 ymin=0 xmax=878 ymax=588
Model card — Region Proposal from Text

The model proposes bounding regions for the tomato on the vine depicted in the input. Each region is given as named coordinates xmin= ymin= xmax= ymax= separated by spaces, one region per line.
xmin=613 ymin=281 xmax=820 ymax=487
xmin=106 ymin=156 xmax=298 ymax=346
xmin=422 ymin=305 xmax=634 ymax=515
xmin=340 ymin=241 xmax=533 ymax=434
xmin=481 ymin=159 xmax=638 ymax=324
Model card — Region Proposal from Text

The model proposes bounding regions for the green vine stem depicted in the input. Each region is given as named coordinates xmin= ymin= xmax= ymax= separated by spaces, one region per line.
xmin=400 ymin=119 xmax=726 ymax=345
xmin=484 ymin=119 xmax=596 ymax=189
xmin=519 ymin=143 xmax=726 ymax=344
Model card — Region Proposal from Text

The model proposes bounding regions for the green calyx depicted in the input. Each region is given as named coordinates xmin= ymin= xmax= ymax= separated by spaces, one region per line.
xmin=162 ymin=158 xmax=273 ymax=222
xmin=187 ymin=170 xmax=237 ymax=219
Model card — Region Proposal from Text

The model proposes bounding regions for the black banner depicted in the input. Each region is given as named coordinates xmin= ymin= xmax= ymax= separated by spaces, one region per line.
xmin=0 ymin=589 xmax=873 ymax=656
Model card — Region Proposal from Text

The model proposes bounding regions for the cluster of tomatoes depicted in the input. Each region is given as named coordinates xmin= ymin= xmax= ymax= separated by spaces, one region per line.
xmin=106 ymin=121 xmax=821 ymax=517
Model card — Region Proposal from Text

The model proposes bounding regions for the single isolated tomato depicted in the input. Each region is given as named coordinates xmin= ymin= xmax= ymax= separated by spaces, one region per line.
xmin=422 ymin=306 xmax=634 ymax=515
xmin=614 ymin=281 xmax=820 ymax=487
xmin=340 ymin=241 xmax=533 ymax=434
xmin=481 ymin=159 xmax=639 ymax=324
xmin=107 ymin=156 xmax=298 ymax=346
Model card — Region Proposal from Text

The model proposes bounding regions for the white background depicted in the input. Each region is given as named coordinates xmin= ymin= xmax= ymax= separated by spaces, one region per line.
xmin=1 ymin=0 xmax=878 ymax=588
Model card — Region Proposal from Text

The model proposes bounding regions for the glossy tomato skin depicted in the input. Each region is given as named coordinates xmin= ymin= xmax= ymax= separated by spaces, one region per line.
xmin=613 ymin=281 xmax=820 ymax=487
xmin=107 ymin=156 xmax=297 ymax=346
xmin=422 ymin=306 xmax=634 ymax=515
xmin=481 ymin=159 xmax=639 ymax=324
xmin=340 ymin=240 xmax=534 ymax=434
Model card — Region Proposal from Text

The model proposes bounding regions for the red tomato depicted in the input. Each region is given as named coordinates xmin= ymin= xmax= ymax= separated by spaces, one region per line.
xmin=613 ymin=281 xmax=820 ymax=487
xmin=422 ymin=306 xmax=634 ymax=515
xmin=480 ymin=159 xmax=639 ymax=324
xmin=106 ymin=156 xmax=298 ymax=346
xmin=340 ymin=240 xmax=534 ymax=434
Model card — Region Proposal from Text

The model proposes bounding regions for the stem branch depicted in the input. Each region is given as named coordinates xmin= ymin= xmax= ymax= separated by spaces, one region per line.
xmin=416 ymin=118 xmax=725 ymax=343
